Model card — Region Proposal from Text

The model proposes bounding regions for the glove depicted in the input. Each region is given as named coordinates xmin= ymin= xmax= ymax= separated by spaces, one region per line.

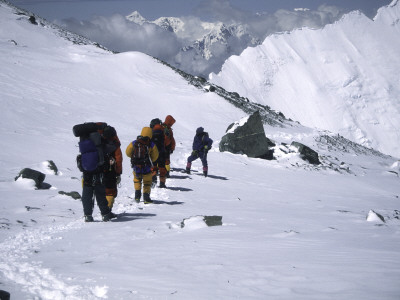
xmin=191 ymin=150 xmax=198 ymax=156
xmin=116 ymin=175 xmax=121 ymax=185
xmin=204 ymin=145 xmax=208 ymax=150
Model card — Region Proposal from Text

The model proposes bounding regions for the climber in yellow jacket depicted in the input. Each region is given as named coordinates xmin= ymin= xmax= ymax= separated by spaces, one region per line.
xmin=126 ymin=127 xmax=159 ymax=203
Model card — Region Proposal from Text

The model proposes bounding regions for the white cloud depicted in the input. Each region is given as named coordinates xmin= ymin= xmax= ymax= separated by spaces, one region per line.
xmin=58 ymin=1 xmax=345 ymax=76
xmin=59 ymin=14 xmax=181 ymax=61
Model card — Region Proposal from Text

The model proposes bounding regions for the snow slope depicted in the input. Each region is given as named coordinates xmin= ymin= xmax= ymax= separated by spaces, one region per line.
xmin=1 ymin=1 xmax=400 ymax=299
xmin=210 ymin=0 xmax=400 ymax=158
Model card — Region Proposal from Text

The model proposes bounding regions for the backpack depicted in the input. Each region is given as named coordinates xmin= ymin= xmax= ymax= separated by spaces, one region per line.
xmin=162 ymin=123 xmax=171 ymax=137
xmin=73 ymin=122 xmax=106 ymax=137
xmin=78 ymin=132 xmax=105 ymax=172
xmin=131 ymin=137 xmax=151 ymax=168
xmin=162 ymin=123 xmax=174 ymax=148
xmin=73 ymin=123 xmax=106 ymax=173
xmin=152 ymin=125 xmax=165 ymax=152
xmin=203 ymin=132 xmax=213 ymax=149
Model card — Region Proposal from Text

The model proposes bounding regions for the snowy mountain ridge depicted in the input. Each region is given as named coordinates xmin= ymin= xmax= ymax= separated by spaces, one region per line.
xmin=1 ymin=1 xmax=400 ymax=299
xmin=210 ymin=0 xmax=400 ymax=158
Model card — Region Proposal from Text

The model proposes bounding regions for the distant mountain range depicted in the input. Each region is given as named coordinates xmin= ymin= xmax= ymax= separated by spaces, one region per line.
xmin=126 ymin=11 xmax=261 ymax=76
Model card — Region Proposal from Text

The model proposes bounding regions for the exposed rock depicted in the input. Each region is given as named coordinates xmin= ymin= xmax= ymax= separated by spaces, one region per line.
xmin=219 ymin=111 xmax=275 ymax=159
xmin=291 ymin=142 xmax=321 ymax=165
xmin=0 ymin=290 xmax=10 ymax=300
xmin=25 ymin=206 xmax=41 ymax=211
xmin=28 ymin=15 xmax=37 ymax=25
xmin=58 ymin=191 xmax=81 ymax=200
xmin=15 ymin=168 xmax=46 ymax=189
xmin=367 ymin=210 xmax=385 ymax=223
xmin=203 ymin=216 xmax=223 ymax=226
xmin=46 ymin=160 xmax=58 ymax=175
xmin=181 ymin=215 xmax=223 ymax=228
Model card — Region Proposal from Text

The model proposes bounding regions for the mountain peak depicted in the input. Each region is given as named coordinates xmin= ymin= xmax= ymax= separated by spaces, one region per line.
xmin=154 ymin=16 xmax=185 ymax=33
xmin=126 ymin=11 xmax=147 ymax=24
xmin=374 ymin=0 xmax=400 ymax=24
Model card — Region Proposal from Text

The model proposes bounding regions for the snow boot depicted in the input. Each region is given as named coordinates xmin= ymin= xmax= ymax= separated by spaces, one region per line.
xmin=203 ymin=166 xmax=208 ymax=177
xmin=84 ymin=215 xmax=94 ymax=222
xmin=143 ymin=193 xmax=153 ymax=204
xmin=102 ymin=212 xmax=117 ymax=222
xmin=159 ymin=181 xmax=167 ymax=188
xmin=186 ymin=162 xmax=191 ymax=174
xmin=134 ymin=190 xmax=141 ymax=203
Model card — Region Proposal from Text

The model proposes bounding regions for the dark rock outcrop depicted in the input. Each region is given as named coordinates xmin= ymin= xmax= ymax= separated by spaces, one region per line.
xmin=180 ymin=215 xmax=223 ymax=228
xmin=58 ymin=191 xmax=81 ymax=200
xmin=0 ymin=290 xmax=10 ymax=300
xmin=291 ymin=142 xmax=320 ymax=165
xmin=219 ymin=111 xmax=275 ymax=159
xmin=46 ymin=160 xmax=58 ymax=175
xmin=15 ymin=168 xmax=46 ymax=189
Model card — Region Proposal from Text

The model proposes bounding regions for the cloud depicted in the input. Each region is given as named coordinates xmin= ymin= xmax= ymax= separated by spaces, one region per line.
xmin=58 ymin=14 xmax=181 ymax=61
xmin=58 ymin=0 xmax=345 ymax=77
xmin=193 ymin=0 xmax=344 ymax=38
xmin=270 ymin=4 xmax=343 ymax=33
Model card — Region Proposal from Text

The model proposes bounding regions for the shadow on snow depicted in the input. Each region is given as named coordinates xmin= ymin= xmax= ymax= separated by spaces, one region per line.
xmin=112 ymin=213 xmax=156 ymax=222
xmin=151 ymin=200 xmax=185 ymax=205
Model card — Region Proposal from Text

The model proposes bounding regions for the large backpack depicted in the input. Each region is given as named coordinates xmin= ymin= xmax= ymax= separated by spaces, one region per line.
xmin=73 ymin=123 xmax=106 ymax=173
xmin=131 ymin=137 xmax=151 ymax=168
xmin=78 ymin=132 xmax=105 ymax=172
xmin=202 ymin=132 xmax=212 ymax=149
xmin=162 ymin=123 xmax=170 ymax=142
xmin=73 ymin=122 xmax=106 ymax=137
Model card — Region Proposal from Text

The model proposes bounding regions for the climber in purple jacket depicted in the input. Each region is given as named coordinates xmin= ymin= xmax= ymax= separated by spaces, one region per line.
xmin=186 ymin=127 xmax=213 ymax=177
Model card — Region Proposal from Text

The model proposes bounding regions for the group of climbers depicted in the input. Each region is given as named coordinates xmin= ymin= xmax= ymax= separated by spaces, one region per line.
xmin=73 ymin=116 xmax=213 ymax=222
xmin=125 ymin=115 xmax=176 ymax=204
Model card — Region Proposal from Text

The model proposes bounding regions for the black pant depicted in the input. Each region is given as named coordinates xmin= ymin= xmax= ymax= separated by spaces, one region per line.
xmin=81 ymin=173 xmax=111 ymax=216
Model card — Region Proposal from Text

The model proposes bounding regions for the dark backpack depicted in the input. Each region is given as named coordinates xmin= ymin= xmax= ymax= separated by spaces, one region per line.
xmin=202 ymin=132 xmax=213 ymax=149
xmin=131 ymin=137 xmax=151 ymax=167
xmin=73 ymin=123 xmax=106 ymax=173
xmin=73 ymin=122 xmax=106 ymax=137
xmin=152 ymin=128 xmax=165 ymax=152
xmin=162 ymin=123 xmax=170 ymax=137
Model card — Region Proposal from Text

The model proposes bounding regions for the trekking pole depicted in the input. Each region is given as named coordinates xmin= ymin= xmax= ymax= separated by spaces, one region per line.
xmin=148 ymin=147 xmax=154 ymax=168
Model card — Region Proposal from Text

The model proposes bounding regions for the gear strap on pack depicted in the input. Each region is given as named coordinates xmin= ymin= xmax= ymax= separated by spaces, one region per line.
xmin=131 ymin=137 xmax=152 ymax=168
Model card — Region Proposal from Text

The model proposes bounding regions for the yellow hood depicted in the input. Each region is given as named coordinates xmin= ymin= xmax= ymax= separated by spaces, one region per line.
xmin=141 ymin=127 xmax=153 ymax=139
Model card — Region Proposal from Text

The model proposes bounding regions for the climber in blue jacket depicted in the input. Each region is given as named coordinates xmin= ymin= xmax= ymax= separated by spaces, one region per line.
xmin=186 ymin=127 xmax=213 ymax=177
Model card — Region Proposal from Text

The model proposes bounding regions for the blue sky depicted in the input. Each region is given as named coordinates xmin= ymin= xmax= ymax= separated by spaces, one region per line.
xmin=8 ymin=0 xmax=391 ymax=21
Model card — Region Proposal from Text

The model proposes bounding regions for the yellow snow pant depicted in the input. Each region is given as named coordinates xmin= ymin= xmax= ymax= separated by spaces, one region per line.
xmin=133 ymin=172 xmax=152 ymax=194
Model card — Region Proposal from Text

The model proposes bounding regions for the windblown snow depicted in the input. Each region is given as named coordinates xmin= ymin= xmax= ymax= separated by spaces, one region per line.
xmin=0 ymin=1 xmax=400 ymax=299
